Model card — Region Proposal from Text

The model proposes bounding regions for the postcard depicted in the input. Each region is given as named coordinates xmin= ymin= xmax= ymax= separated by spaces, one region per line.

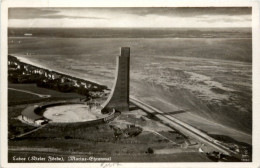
xmin=1 ymin=0 xmax=260 ymax=168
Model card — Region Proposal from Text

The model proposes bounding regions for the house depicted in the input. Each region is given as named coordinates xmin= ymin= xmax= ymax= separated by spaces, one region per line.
xmin=44 ymin=71 xmax=49 ymax=77
xmin=51 ymin=73 xmax=60 ymax=80
xmin=74 ymin=81 xmax=81 ymax=87
xmin=38 ymin=69 xmax=45 ymax=75
xmin=60 ymin=77 xmax=66 ymax=83
xmin=32 ymin=69 xmax=39 ymax=74
xmin=81 ymin=82 xmax=87 ymax=88
xmin=24 ymin=65 xmax=29 ymax=71
xmin=87 ymin=84 xmax=92 ymax=88
xmin=48 ymin=74 xmax=52 ymax=79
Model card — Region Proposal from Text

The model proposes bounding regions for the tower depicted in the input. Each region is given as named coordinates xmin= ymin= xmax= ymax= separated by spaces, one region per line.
xmin=101 ymin=47 xmax=130 ymax=113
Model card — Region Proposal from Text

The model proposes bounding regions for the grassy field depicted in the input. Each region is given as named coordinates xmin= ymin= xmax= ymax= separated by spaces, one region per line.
xmin=8 ymin=104 xmax=37 ymax=137
xmin=8 ymin=89 xmax=41 ymax=103
xmin=8 ymin=83 xmax=86 ymax=137
xmin=9 ymin=83 xmax=85 ymax=98
xmin=8 ymin=83 xmax=85 ymax=106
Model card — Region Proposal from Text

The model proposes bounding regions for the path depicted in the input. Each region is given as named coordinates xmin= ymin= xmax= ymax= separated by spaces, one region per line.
xmin=10 ymin=125 xmax=46 ymax=140
xmin=8 ymin=88 xmax=51 ymax=98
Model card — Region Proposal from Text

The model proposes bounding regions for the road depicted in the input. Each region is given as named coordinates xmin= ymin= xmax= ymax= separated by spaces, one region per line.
xmin=129 ymin=96 xmax=238 ymax=157
xmin=10 ymin=125 xmax=46 ymax=140
xmin=8 ymin=88 xmax=51 ymax=98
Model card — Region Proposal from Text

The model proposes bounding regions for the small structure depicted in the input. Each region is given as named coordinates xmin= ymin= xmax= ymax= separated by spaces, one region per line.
xmin=38 ymin=69 xmax=45 ymax=75
xmin=51 ymin=73 xmax=60 ymax=80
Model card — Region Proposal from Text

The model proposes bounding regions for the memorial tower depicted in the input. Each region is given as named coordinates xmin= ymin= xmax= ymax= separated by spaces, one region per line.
xmin=101 ymin=47 xmax=130 ymax=113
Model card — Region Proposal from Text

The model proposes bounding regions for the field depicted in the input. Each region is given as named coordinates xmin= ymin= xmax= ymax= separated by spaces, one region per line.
xmin=8 ymin=89 xmax=41 ymax=103
xmin=8 ymin=83 xmax=85 ymax=138
xmin=9 ymin=83 xmax=85 ymax=98
xmin=8 ymin=83 xmax=85 ymax=106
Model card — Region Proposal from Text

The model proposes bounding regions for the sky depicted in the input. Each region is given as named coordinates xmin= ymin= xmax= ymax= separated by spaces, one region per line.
xmin=8 ymin=7 xmax=252 ymax=28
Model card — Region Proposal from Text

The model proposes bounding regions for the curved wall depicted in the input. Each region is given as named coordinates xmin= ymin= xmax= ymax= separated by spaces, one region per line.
xmin=21 ymin=101 xmax=120 ymax=127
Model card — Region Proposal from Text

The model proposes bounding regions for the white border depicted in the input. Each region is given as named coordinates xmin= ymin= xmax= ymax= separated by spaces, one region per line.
xmin=1 ymin=0 xmax=260 ymax=168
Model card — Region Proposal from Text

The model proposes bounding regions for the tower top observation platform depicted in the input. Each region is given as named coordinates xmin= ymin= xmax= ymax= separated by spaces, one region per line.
xmin=120 ymin=47 xmax=130 ymax=57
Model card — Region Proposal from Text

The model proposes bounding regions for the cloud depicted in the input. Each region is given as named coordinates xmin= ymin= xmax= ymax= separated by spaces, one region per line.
xmin=43 ymin=15 xmax=105 ymax=19
xmin=8 ymin=7 xmax=252 ymax=28
xmin=8 ymin=8 xmax=106 ymax=20
xmin=90 ymin=7 xmax=251 ymax=17
xmin=199 ymin=15 xmax=251 ymax=23
xmin=9 ymin=7 xmax=252 ymax=20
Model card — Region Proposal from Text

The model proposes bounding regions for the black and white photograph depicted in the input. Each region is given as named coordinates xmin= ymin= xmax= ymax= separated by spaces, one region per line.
xmin=1 ymin=0 xmax=260 ymax=167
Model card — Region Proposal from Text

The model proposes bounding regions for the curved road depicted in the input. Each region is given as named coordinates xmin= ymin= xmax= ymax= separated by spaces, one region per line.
xmin=10 ymin=125 xmax=46 ymax=140
xmin=129 ymin=96 xmax=239 ymax=157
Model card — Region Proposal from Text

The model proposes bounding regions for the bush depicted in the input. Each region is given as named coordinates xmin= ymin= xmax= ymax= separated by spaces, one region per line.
xmin=64 ymin=135 xmax=73 ymax=139
xmin=147 ymin=147 xmax=154 ymax=154
xmin=76 ymin=86 xmax=90 ymax=96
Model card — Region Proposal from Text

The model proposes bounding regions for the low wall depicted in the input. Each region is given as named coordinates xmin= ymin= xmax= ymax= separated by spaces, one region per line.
xmin=21 ymin=101 xmax=120 ymax=128
xmin=34 ymin=102 xmax=85 ymax=115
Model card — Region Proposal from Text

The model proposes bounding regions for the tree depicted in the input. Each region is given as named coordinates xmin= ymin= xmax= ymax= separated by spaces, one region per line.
xmin=147 ymin=147 xmax=154 ymax=154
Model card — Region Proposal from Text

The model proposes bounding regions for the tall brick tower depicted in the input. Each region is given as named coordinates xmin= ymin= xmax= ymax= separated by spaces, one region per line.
xmin=101 ymin=47 xmax=130 ymax=113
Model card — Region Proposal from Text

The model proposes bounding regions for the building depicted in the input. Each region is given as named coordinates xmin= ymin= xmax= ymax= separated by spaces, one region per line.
xmin=101 ymin=47 xmax=130 ymax=113
xmin=51 ymin=73 xmax=60 ymax=80
xmin=80 ymin=82 xmax=87 ymax=88
xmin=32 ymin=69 xmax=39 ymax=74
xmin=38 ymin=69 xmax=45 ymax=75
